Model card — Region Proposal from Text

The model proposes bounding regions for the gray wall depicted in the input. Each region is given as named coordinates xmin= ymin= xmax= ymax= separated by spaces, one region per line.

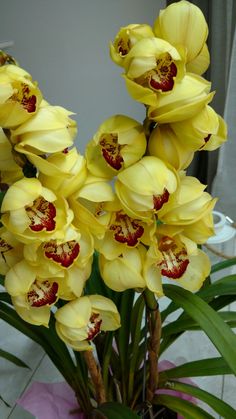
xmin=1 ymin=0 xmax=165 ymax=152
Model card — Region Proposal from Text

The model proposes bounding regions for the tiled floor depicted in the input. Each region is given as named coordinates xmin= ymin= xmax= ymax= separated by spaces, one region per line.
xmin=0 ymin=296 xmax=235 ymax=419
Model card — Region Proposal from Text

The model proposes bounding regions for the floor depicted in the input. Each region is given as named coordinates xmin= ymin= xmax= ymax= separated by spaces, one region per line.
xmin=0 ymin=292 xmax=236 ymax=419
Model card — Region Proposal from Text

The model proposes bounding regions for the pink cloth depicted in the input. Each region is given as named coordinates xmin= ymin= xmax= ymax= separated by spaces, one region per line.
xmin=157 ymin=360 xmax=197 ymax=419
xmin=17 ymin=381 xmax=85 ymax=419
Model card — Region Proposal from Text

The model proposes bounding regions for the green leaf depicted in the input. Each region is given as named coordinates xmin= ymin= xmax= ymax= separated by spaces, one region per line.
xmin=198 ymin=275 xmax=236 ymax=299
xmin=162 ymin=311 xmax=236 ymax=338
xmin=211 ymin=257 xmax=236 ymax=274
xmin=163 ymin=380 xmax=236 ymax=418
xmin=153 ymin=394 xmax=214 ymax=418
xmin=85 ymin=252 xmax=119 ymax=303
xmin=0 ymin=292 xmax=12 ymax=304
xmin=128 ymin=294 xmax=145 ymax=401
xmin=0 ymin=275 xmax=4 ymax=287
xmin=163 ymin=284 xmax=236 ymax=375
xmin=93 ymin=402 xmax=139 ymax=418
xmin=0 ymin=394 xmax=10 ymax=407
xmin=158 ymin=357 xmax=232 ymax=383
xmin=0 ymin=348 xmax=30 ymax=369
xmin=116 ymin=289 xmax=135 ymax=403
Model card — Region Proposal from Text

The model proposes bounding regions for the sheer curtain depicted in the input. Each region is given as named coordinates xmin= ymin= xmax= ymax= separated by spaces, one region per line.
xmin=167 ymin=0 xmax=236 ymax=194
xmin=212 ymin=26 xmax=236 ymax=219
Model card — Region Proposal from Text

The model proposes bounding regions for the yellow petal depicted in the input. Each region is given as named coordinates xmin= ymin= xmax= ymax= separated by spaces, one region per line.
xmin=154 ymin=0 xmax=208 ymax=63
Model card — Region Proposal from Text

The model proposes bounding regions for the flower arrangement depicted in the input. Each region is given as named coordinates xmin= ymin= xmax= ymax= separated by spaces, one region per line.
xmin=0 ymin=1 xmax=236 ymax=418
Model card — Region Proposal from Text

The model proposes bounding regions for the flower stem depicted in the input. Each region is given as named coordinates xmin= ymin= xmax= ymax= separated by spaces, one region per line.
xmin=83 ymin=350 xmax=107 ymax=405
xmin=143 ymin=289 xmax=162 ymax=402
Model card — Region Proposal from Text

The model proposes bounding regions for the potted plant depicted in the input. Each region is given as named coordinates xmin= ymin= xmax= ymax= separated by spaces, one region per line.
xmin=0 ymin=1 xmax=236 ymax=418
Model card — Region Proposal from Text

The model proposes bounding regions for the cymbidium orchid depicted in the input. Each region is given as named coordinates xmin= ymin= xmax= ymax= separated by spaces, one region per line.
xmin=148 ymin=124 xmax=194 ymax=170
xmin=5 ymin=260 xmax=65 ymax=326
xmin=115 ymin=156 xmax=178 ymax=221
xmin=157 ymin=172 xmax=217 ymax=226
xmin=11 ymin=102 xmax=77 ymax=159
xmin=0 ymin=64 xmax=42 ymax=127
xmin=85 ymin=115 xmax=146 ymax=179
xmin=145 ymin=233 xmax=211 ymax=293
xmin=69 ymin=175 xmax=115 ymax=238
xmin=24 ymin=225 xmax=94 ymax=275
xmin=1 ymin=177 xmax=73 ymax=243
xmin=95 ymin=198 xmax=156 ymax=259
xmin=110 ymin=23 xmax=155 ymax=67
xmin=0 ymin=227 xmax=24 ymax=275
xmin=147 ymin=73 xmax=214 ymax=124
xmin=0 ymin=2 xmax=234 ymax=417
xmin=55 ymin=295 xmax=121 ymax=351
xmin=170 ymin=105 xmax=227 ymax=151
xmin=38 ymin=148 xmax=87 ymax=198
xmin=153 ymin=0 xmax=209 ymax=75
xmin=123 ymin=37 xmax=185 ymax=107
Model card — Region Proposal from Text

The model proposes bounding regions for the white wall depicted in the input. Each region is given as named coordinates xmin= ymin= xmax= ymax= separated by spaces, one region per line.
xmin=1 ymin=0 xmax=166 ymax=152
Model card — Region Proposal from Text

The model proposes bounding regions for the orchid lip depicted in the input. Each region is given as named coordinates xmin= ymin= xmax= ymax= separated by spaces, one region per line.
xmin=158 ymin=236 xmax=189 ymax=279
xmin=26 ymin=196 xmax=56 ymax=232
xmin=27 ymin=280 xmax=58 ymax=307
xmin=100 ymin=133 xmax=124 ymax=170
xmin=109 ymin=211 xmax=144 ymax=246
xmin=44 ymin=240 xmax=80 ymax=268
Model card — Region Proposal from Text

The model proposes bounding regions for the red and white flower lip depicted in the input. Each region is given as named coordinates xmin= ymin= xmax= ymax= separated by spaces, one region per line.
xmin=26 ymin=196 xmax=56 ymax=232
xmin=158 ymin=236 xmax=189 ymax=279
xmin=86 ymin=313 xmax=102 ymax=340
xmin=109 ymin=211 xmax=144 ymax=247
xmin=153 ymin=189 xmax=170 ymax=211
xmin=99 ymin=133 xmax=124 ymax=170
xmin=44 ymin=240 xmax=80 ymax=268
xmin=27 ymin=279 xmax=58 ymax=307
xmin=10 ymin=83 xmax=37 ymax=113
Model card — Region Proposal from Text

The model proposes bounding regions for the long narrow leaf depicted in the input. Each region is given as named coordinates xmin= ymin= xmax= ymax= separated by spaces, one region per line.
xmin=211 ymin=257 xmax=236 ymax=274
xmin=153 ymin=394 xmax=213 ymax=418
xmin=158 ymin=357 xmax=232 ymax=383
xmin=0 ymin=394 xmax=10 ymax=407
xmin=0 ymin=348 xmax=30 ymax=369
xmin=162 ymin=311 xmax=236 ymax=338
xmin=93 ymin=402 xmax=139 ymax=418
xmin=162 ymin=380 xmax=236 ymax=418
xmin=163 ymin=285 xmax=236 ymax=375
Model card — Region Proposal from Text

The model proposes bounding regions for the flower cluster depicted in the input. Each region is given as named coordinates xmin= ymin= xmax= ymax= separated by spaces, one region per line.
xmin=0 ymin=1 xmax=227 ymax=351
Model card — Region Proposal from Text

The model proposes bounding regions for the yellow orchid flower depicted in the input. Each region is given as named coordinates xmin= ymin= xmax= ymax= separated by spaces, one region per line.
xmin=5 ymin=260 xmax=66 ymax=326
xmin=186 ymin=43 xmax=210 ymax=76
xmin=123 ymin=37 xmax=185 ymax=107
xmin=157 ymin=172 xmax=217 ymax=226
xmin=115 ymin=156 xmax=178 ymax=221
xmin=0 ymin=64 xmax=42 ymax=127
xmin=55 ymin=295 xmax=121 ymax=351
xmin=145 ymin=234 xmax=210 ymax=292
xmin=153 ymin=1 xmax=209 ymax=72
xmin=170 ymin=105 xmax=227 ymax=151
xmin=1 ymin=177 xmax=73 ymax=243
xmin=0 ymin=227 xmax=24 ymax=275
xmin=69 ymin=175 xmax=115 ymax=238
xmin=148 ymin=124 xmax=194 ymax=170
xmin=110 ymin=23 xmax=154 ymax=67
xmin=95 ymin=203 xmax=156 ymax=259
xmin=0 ymin=128 xmax=23 ymax=184
xmin=148 ymin=73 xmax=214 ymax=124
xmin=12 ymin=103 xmax=77 ymax=156
xmin=85 ymin=115 xmax=146 ymax=179
xmin=37 ymin=148 xmax=87 ymax=198
xmin=99 ymin=245 xmax=146 ymax=291
xmin=24 ymin=225 xmax=94 ymax=275
xmin=100 ymin=245 xmax=163 ymax=296
xmin=182 ymin=210 xmax=215 ymax=244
